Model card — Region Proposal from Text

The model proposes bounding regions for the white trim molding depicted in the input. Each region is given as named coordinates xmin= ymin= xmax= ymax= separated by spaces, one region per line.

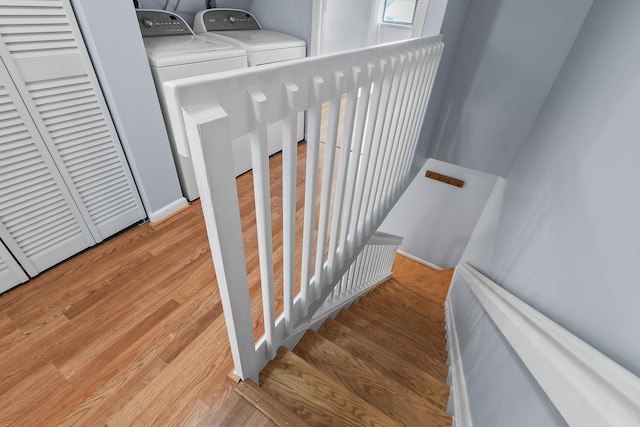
xmin=397 ymin=250 xmax=444 ymax=270
xmin=445 ymin=297 xmax=473 ymax=427
xmin=458 ymin=263 xmax=640 ymax=427
xmin=147 ymin=197 xmax=189 ymax=223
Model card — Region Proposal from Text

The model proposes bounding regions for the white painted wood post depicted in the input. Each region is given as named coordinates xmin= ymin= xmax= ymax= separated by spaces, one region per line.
xmin=182 ymin=104 xmax=260 ymax=384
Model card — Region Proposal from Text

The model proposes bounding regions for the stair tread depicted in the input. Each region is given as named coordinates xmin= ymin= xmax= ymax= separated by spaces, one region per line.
xmin=389 ymin=273 xmax=451 ymax=296
xmin=364 ymin=286 xmax=447 ymax=329
xmin=236 ymin=380 xmax=304 ymax=426
xmin=380 ymin=277 xmax=449 ymax=308
xmin=260 ymin=348 xmax=401 ymax=427
xmin=347 ymin=301 xmax=448 ymax=362
xmin=336 ymin=309 xmax=448 ymax=381
xmin=363 ymin=291 xmax=446 ymax=331
xmin=294 ymin=330 xmax=451 ymax=426
xmin=318 ymin=318 xmax=450 ymax=409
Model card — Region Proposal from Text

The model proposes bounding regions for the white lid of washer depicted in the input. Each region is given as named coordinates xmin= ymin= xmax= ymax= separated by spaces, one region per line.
xmin=143 ymin=35 xmax=247 ymax=68
xmin=198 ymin=30 xmax=305 ymax=53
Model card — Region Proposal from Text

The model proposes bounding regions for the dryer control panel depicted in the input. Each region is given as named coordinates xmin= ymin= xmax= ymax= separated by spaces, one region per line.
xmin=136 ymin=10 xmax=194 ymax=37
xmin=199 ymin=9 xmax=261 ymax=31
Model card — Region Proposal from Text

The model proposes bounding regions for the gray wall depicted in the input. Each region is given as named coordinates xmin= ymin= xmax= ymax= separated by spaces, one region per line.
xmin=411 ymin=0 xmax=471 ymax=174
xmin=423 ymin=0 xmax=592 ymax=177
xmin=451 ymin=0 xmax=640 ymax=424
xmin=471 ymin=0 xmax=640 ymax=376
xmin=72 ymin=0 xmax=186 ymax=218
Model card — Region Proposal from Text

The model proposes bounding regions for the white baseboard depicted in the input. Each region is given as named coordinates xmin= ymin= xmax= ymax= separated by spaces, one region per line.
xmin=147 ymin=197 xmax=189 ymax=223
xmin=397 ymin=250 xmax=444 ymax=270
xmin=445 ymin=297 xmax=473 ymax=427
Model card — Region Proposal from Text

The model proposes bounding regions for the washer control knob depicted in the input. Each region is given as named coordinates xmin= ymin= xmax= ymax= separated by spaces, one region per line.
xmin=228 ymin=15 xmax=236 ymax=23
xmin=142 ymin=18 xmax=154 ymax=28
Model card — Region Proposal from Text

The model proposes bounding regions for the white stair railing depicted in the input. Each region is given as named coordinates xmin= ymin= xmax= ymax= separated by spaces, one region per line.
xmin=165 ymin=36 xmax=443 ymax=383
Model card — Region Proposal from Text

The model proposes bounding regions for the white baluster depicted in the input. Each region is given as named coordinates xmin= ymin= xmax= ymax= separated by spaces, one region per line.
xmin=314 ymin=71 xmax=345 ymax=291
xmin=380 ymin=51 xmax=414 ymax=210
xmin=300 ymin=75 xmax=325 ymax=316
xmin=362 ymin=57 xmax=397 ymax=234
xmin=355 ymin=61 xmax=387 ymax=244
xmin=283 ymin=82 xmax=300 ymax=335
xmin=248 ymin=89 xmax=277 ymax=359
xmin=326 ymin=66 xmax=362 ymax=275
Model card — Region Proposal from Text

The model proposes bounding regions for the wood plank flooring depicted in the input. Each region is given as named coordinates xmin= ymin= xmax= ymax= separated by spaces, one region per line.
xmin=0 ymin=142 xmax=326 ymax=426
xmin=243 ymin=257 xmax=454 ymax=426
xmin=1 ymin=135 xmax=449 ymax=426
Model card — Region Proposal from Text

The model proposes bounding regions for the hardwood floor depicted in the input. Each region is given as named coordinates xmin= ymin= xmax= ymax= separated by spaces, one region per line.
xmin=0 ymin=138 xmax=449 ymax=426
xmin=240 ymin=257 xmax=454 ymax=426
xmin=0 ymin=143 xmax=326 ymax=425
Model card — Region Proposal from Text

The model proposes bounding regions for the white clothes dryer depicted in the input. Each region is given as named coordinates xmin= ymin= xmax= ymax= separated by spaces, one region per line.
xmin=137 ymin=9 xmax=248 ymax=201
xmin=193 ymin=9 xmax=306 ymax=66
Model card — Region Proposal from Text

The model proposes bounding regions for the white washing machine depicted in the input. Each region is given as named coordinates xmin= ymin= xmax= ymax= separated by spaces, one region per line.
xmin=193 ymin=9 xmax=307 ymax=67
xmin=193 ymin=9 xmax=306 ymax=168
xmin=137 ymin=9 xmax=248 ymax=201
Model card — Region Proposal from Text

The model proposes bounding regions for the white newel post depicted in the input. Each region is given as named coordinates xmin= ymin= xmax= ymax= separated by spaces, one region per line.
xmin=182 ymin=104 xmax=260 ymax=384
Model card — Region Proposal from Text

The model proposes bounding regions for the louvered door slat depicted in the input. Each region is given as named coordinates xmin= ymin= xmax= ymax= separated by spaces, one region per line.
xmin=46 ymin=112 xmax=101 ymax=132
xmin=0 ymin=66 xmax=94 ymax=277
xmin=0 ymin=0 xmax=145 ymax=245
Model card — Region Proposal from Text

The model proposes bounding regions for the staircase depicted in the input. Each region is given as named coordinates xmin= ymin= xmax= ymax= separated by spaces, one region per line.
xmin=235 ymin=256 xmax=453 ymax=426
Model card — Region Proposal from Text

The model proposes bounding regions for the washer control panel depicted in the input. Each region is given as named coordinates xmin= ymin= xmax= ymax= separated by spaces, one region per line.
xmin=200 ymin=9 xmax=261 ymax=31
xmin=136 ymin=10 xmax=193 ymax=37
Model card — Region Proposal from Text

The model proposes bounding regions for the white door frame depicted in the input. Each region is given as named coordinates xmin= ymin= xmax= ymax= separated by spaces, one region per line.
xmin=411 ymin=0 xmax=430 ymax=37
xmin=311 ymin=0 xmax=432 ymax=56
xmin=310 ymin=0 xmax=324 ymax=56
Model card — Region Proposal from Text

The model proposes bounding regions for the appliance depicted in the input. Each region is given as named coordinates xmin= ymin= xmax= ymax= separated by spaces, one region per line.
xmin=193 ymin=9 xmax=307 ymax=66
xmin=137 ymin=9 xmax=248 ymax=201
xmin=193 ymin=8 xmax=307 ymax=171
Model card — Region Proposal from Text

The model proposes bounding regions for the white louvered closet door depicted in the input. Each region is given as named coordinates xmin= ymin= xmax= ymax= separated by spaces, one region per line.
xmin=0 ymin=0 xmax=145 ymax=243
xmin=0 ymin=238 xmax=27 ymax=293
xmin=0 ymin=62 xmax=95 ymax=277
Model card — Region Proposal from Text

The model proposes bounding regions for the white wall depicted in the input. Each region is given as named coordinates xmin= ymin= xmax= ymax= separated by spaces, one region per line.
xmin=378 ymin=23 xmax=412 ymax=44
xmin=449 ymin=0 xmax=640 ymax=424
xmin=247 ymin=0 xmax=313 ymax=48
xmin=425 ymin=0 xmax=593 ymax=177
xmin=379 ymin=159 xmax=497 ymax=268
xmin=321 ymin=0 xmax=377 ymax=54
xmin=72 ymin=0 xmax=187 ymax=219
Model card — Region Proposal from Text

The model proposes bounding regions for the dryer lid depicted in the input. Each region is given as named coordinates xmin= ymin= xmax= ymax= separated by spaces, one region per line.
xmin=143 ymin=35 xmax=246 ymax=67
xmin=201 ymin=30 xmax=306 ymax=52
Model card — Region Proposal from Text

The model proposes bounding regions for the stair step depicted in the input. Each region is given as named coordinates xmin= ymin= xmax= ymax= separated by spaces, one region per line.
xmin=236 ymin=380 xmax=304 ymax=426
xmin=387 ymin=273 xmax=452 ymax=300
xmin=378 ymin=277 xmax=449 ymax=311
xmin=336 ymin=309 xmax=448 ymax=381
xmin=347 ymin=301 xmax=448 ymax=363
xmin=294 ymin=330 xmax=451 ymax=426
xmin=317 ymin=318 xmax=450 ymax=410
xmin=369 ymin=279 xmax=447 ymax=320
xmin=355 ymin=287 xmax=446 ymax=332
xmin=360 ymin=291 xmax=445 ymax=338
xmin=260 ymin=347 xmax=401 ymax=427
